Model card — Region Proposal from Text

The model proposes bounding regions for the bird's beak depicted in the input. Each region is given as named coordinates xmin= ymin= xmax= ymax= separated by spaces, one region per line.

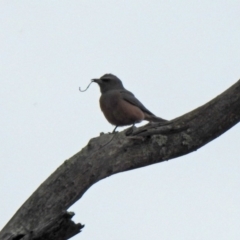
xmin=92 ymin=78 xmax=102 ymax=84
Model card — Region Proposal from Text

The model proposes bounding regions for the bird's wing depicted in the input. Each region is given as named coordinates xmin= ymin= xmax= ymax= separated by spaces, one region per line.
xmin=120 ymin=90 xmax=154 ymax=116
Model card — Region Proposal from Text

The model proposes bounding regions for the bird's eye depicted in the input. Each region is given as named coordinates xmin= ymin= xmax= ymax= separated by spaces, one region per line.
xmin=102 ymin=79 xmax=110 ymax=82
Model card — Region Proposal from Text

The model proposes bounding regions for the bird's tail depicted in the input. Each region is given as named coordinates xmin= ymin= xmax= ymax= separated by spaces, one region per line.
xmin=144 ymin=114 xmax=168 ymax=123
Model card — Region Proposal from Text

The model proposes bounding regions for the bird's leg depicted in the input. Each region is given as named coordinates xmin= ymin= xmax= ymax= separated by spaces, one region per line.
xmin=112 ymin=126 xmax=118 ymax=133
xmin=125 ymin=123 xmax=136 ymax=136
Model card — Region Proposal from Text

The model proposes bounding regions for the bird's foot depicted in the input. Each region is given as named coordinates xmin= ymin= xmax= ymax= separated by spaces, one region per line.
xmin=125 ymin=124 xmax=137 ymax=136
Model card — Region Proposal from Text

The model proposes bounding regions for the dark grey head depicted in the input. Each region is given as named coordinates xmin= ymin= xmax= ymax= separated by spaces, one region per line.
xmin=92 ymin=74 xmax=124 ymax=93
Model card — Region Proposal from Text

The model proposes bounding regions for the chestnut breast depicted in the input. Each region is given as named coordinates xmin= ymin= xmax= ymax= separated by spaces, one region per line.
xmin=100 ymin=90 xmax=145 ymax=126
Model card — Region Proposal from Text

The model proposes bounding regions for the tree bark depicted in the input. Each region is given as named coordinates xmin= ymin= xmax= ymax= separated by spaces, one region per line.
xmin=1 ymin=79 xmax=240 ymax=240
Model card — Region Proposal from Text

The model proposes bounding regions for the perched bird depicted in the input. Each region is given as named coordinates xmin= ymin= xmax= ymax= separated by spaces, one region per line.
xmin=92 ymin=74 xmax=167 ymax=132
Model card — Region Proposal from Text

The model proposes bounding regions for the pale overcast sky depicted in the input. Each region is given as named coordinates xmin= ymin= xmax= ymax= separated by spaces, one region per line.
xmin=0 ymin=1 xmax=240 ymax=240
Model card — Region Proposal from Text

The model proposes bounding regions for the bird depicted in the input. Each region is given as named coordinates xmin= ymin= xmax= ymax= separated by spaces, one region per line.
xmin=92 ymin=74 xmax=167 ymax=133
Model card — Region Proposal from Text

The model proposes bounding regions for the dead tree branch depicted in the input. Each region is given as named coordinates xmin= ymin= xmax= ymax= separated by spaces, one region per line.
xmin=1 ymin=79 xmax=240 ymax=240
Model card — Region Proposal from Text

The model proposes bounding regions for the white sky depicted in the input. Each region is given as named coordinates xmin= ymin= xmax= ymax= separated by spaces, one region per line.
xmin=0 ymin=1 xmax=240 ymax=239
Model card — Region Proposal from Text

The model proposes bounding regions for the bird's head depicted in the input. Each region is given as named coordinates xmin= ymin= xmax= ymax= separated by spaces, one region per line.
xmin=92 ymin=74 xmax=124 ymax=93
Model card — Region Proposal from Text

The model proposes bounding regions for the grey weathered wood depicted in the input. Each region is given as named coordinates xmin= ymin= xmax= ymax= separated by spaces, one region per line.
xmin=1 ymin=79 xmax=240 ymax=240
